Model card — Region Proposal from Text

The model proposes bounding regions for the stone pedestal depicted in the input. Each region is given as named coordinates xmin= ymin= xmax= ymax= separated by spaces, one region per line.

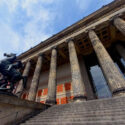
xmin=28 ymin=55 xmax=43 ymax=101
xmin=89 ymin=30 xmax=125 ymax=97
xmin=46 ymin=48 xmax=57 ymax=105
xmin=68 ymin=39 xmax=87 ymax=102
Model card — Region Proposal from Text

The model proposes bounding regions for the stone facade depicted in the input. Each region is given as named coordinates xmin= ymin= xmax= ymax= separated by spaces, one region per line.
xmin=15 ymin=0 xmax=125 ymax=105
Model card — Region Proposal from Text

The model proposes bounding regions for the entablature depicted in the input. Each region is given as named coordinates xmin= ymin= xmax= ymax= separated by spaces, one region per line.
xmin=18 ymin=0 xmax=125 ymax=67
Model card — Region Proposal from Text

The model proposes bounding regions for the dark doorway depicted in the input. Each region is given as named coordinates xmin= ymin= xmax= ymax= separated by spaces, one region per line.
xmin=85 ymin=53 xmax=112 ymax=99
xmin=89 ymin=65 xmax=112 ymax=98
xmin=110 ymin=45 xmax=125 ymax=77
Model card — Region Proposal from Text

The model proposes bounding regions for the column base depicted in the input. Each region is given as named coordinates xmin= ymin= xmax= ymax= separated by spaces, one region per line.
xmin=73 ymin=95 xmax=87 ymax=102
xmin=112 ymin=87 xmax=125 ymax=97
xmin=15 ymin=91 xmax=23 ymax=98
xmin=45 ymin=99 xmax=57 ymax=105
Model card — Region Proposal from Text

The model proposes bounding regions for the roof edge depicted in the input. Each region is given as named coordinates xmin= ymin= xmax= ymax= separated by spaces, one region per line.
xmin=18 ymin=0 xmax=124 ymax=60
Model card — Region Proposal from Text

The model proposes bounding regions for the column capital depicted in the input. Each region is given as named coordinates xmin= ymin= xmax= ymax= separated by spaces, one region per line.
xmin=88 ymin=30 xmax=98 ymax=43
xmin=50 ymin=46 xmax=58 ymax=52
xmin=113 ymin=16 xmax=125 ymax=36
xmin=38 ymin=52 xmax=44 ymax=57
xmin=65 ymin=37 xmax=74 ymax=43
xmin=109 ymin=13 xmax=123 ymax=21
xmin=51 ymin=46 xmax=57 ymax=50
xmin=88 ymin=29 xmax=95 ymax=34
xmin=50 ymin=46 xmax=59 ymax=54
xmin=25 ymin=59 xmax=32 ymax=63
xmin=85 ymin=27 xmax=96 ymax=33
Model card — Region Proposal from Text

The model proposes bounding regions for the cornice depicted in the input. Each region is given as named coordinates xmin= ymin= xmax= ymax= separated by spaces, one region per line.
xmin=18 ymin=0 xmax=125 ymax=60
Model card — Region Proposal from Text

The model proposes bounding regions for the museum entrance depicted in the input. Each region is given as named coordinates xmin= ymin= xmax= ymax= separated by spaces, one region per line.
xmin=89 ymin=65 xmax=112 ymax=98
xmin=85 ymin=44 xmax=125 ymax=99
xmin=84 ymin=53 xmax=112 ymax=99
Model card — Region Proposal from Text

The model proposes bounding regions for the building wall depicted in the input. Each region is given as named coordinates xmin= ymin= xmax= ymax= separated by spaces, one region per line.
xmin=21 ymin=62 xmax=73 ymax=104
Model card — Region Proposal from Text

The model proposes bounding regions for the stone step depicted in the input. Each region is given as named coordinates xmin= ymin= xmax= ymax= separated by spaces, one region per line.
xmin=44 ymin=107 xmax=125 ymax=112
xmin=19 ymin=97 xmax=125 ymax=125
xmin=42 ymin=108 xmax=125 ymax=115
xmin=32 ymin=111 xmax=125 ymax=119
xmin=37 ymin=109 xmax=125 ymax=116
xmin=49 ymin=101 xmax=125 ymax=109
xmin=44 ymin=105 xmax=125 ymax=111
xmin=50 ymin=104 xmax=125 ymax=108
xmin=51 ymin=103 xmax=125 ymax=108
xmin=20 ymin=120 xmax=125 ymax=125
xmin=26 ymin=114 xmax=125 ymax=123
xmin=38 ymin=112 xmax=125 ymax=117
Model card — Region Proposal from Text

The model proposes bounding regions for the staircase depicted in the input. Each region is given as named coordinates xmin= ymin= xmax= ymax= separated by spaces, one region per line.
xmin=20 ymin=96 xmax=125 ymax=125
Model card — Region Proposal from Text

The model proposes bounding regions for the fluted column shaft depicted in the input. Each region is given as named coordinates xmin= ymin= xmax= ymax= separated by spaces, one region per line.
xmin=116 ymin=44 xmax=125 ymax=61
xmin=89 ymin=30 xmax=125 ymax=97
xmin=114 ymin=17 xmax=125 ymax=36
xmin=28 ymin=55 xmax=43 ymax=101
xmin=68 ymin=39 xmax=87 ymax=101
xmin=16 ymin=61 xmax=31 ymax=97
xmin=46 ymin=48 xmax=57 ymax=105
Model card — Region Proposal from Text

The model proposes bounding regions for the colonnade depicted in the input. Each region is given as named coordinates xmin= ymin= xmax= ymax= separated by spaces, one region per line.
xmin=16 ymin=17 xmax=125 ymax=104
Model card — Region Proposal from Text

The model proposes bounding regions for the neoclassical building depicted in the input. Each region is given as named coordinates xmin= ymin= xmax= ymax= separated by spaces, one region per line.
xmin=15 ymin=0 xmax=125 ymax=106
xmin=1 ymin=1 xmax=125 ymax=124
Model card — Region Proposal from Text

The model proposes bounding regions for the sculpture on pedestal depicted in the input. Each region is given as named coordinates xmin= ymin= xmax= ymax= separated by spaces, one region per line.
xmin=0 ymin=53 xmax=27 ymax=95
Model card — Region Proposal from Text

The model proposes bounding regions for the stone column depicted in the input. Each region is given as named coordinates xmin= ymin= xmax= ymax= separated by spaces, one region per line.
xmin=46 ymin=48 xmax=57 ymax=105
xmin=114 ymin=17 xmax=125 ymax=36
xmin=15 ymin=60 xmax=31 ymax=97
xmin=89 ymin=30 xmax=125 ymax=97
xmin=116 ymin=44 xmax=125 ymax=61
xmin=67 ymin=39 xmax=87 ymax=101
xmin=28 ymin=55 xmax=43 ymax=101
xmin=79 ymin=57 xmax=95 ymax=100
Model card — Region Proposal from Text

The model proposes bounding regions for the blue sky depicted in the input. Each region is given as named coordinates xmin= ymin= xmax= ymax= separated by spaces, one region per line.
xmin=0 ymin=0 xmax=114 ymax=59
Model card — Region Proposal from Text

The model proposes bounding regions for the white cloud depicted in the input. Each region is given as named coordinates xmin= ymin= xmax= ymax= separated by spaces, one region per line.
xmin=101 ymin=0 xmax=114 ymax=5
xmin=0 ymin=0 xmax=18 ymax=13
xmin=22 ymin=19 xmax=51 ymax=51
xmin=76 ymin=0 xmax=114 ymax=12
xmin=0 ymin=0 xmax=114 ymax=60
xmin=0 ymin=21 xmax=20 ymax=59
xmin=0 ymin=0 xmax=57 ymax=54
xmin=76 ymin=0 xmax=93 ymax=12
xmin=19 ymin=0 xmax=57 ymax=51
xmin=40 ymin=0 xmax=55 ymax=4
xmin=0 ymin=50 xmax=4 ymax=59
xmin=0 ymin=22 xmax=20 ymax=49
